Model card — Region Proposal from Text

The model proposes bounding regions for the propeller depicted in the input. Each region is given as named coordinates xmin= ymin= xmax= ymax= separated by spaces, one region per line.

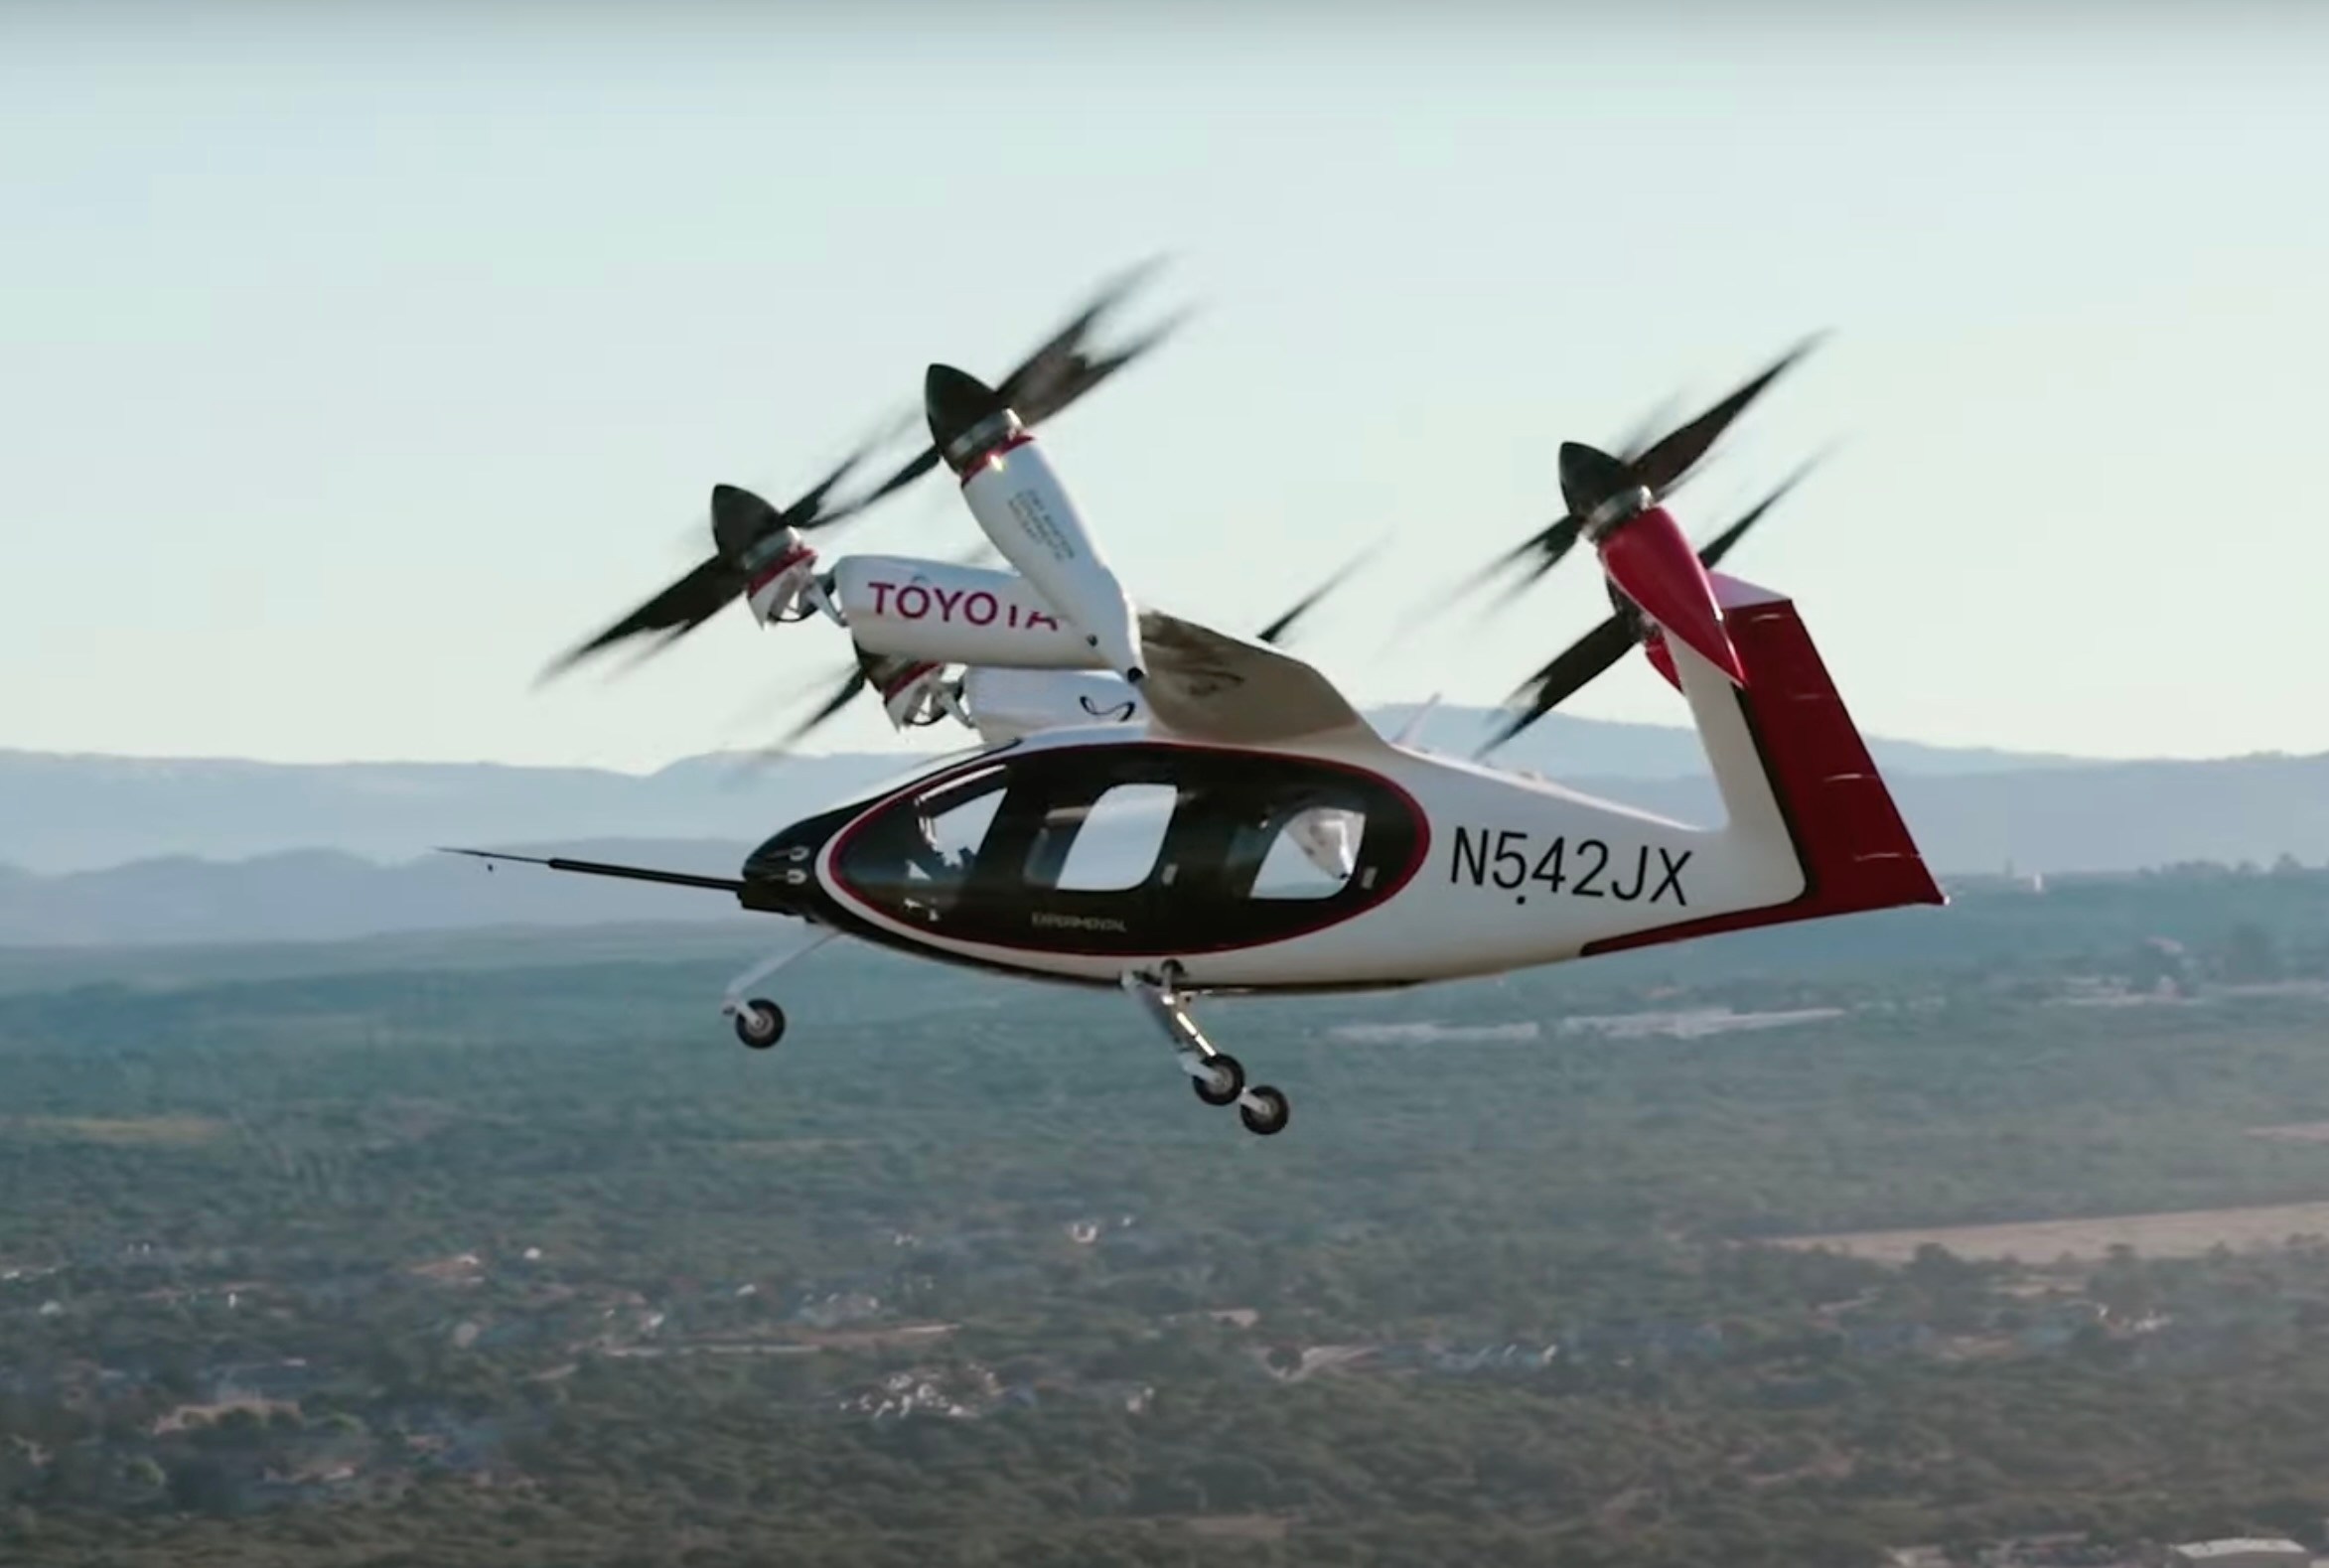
xmin=1257 ymin=539 xmax=1385 ymax=646
xmin=543 ymin=260 xmax=1183 ymax=682
xmin=769 ymin=649 xmax=882 ymax=757
xmin=540 ymin=421 xmax=902 ymax=681
xmin=856 ymin=255 xmax=1190 ymax=506
xmin=731 ymin=644 xmax=940 ymax=776
xmin=1448 ymin=336 xmax=1825 ymax=614
xmin=1476 ymin=456 xmax=1822 ymax=758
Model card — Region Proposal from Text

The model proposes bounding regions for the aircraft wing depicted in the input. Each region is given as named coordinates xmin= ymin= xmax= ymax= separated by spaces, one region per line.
xmin=1134 ymin=610 xmax=1384 ymax=751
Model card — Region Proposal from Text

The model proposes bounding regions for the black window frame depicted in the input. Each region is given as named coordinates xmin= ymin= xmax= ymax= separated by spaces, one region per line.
xmin=826 ymin=743 xmax=1429 ymax=955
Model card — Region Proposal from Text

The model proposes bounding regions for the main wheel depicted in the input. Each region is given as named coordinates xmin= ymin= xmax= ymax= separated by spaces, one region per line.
xmin=733 ymin=998 xmax=786 ymax=1050
xmin=1192 ymin=1052 xmax=1244 ymax=1107
xmin=1238 ymin=1085 xmax=1290 ymax=1136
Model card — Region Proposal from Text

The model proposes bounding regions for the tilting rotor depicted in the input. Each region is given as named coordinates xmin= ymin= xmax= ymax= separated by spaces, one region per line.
xmin=542 ymin=258 xmax=1187 ymax=682
xmin=752 ymin=540 xmax=1384 ymax=760
xmin=1455 ymin=337 xmax=1822 ymax=612
xmin=1457 ymin=339 xmax=1828 ymax=757
xmin=1477 ymin=458 xmax=1823 ymax=757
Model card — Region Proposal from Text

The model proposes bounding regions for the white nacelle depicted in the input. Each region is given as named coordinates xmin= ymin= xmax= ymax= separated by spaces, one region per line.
xmin=741 ymin=530 xmax=822 ymax=626
xmin=960 ymin=665 xmax=1147 ymax=744
xmin=875 ymin=658 xmax=966 ymax=731
xmin=831 ymin=554 xmax=1099 ymax=670
xmin=958 ymin=435 xmax=1146 ymax=682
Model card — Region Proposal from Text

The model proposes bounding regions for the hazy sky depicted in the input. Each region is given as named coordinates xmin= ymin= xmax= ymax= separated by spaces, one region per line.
xmin=6 ymin=3 xmax=2326 ymax=773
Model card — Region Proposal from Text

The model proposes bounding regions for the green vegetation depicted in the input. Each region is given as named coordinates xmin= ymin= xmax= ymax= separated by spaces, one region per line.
xmin=5 ymin=866 xmax=2329 ymax=1565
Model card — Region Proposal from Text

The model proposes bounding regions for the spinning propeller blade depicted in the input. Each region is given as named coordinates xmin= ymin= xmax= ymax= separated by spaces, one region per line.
xmin=1623 ymin=338 xmax=1823 ymax=498
xmin=1257 ymin=540 xmax=1385 ymax=646
xmin=775 ymin=661 xmax=875 ymax=754
xmin=1475 ymin=459 xmax=1821 ymax=757
xmin=541 ymin=424 xmax=898 ymax=680
xmin=858 ymin=256 xmax=1188 ymax=507
xmin=543 ymin=262 xmax=1181 ymax=682
xmin=1439 ymin=336 xmax=1824 ymax=621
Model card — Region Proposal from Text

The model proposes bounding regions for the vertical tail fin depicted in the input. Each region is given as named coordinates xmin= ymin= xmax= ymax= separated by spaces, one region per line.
xmin=1584 ymin=572 xmax=1944 ymax=955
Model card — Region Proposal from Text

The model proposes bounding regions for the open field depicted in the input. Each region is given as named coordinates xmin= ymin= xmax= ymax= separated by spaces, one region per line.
xmin=1773 ymin=1200 xmax=2329 ymax=1264
xmin=2249 ymin=1122 xmax=2329 ymax=1143
xmin=0 ymin=1114 xmax=230 ymax=1146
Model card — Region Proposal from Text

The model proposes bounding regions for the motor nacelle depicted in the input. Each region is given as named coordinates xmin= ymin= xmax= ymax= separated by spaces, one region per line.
xmin=959 ymin=665 xmax=1148 ymax=744
xmin=741 ymin=527 xmax=828 ymax=627
xmin=1559 ymin=443 xmax=1743 ymax=687
xmin=926 ymin=364 xmax=1148 ymax=684
xmin=856 ymin=644 xmax=969 ymax=731
xmin=830 ymin=554 xmax=1101 ymax=670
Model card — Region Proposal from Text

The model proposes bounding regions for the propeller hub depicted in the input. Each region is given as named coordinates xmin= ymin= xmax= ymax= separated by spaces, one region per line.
xmin=1558 ymin=443 xmax=1653 ymax=539
xmin=925 ymin=363 xmax=1022 ymax=475
xmin=710 ymin=484 xmax=785 ymax=559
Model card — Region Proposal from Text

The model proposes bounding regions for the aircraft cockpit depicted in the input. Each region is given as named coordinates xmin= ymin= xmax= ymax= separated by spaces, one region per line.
xmin=824 ymin=743 xmax=1427 ymax=956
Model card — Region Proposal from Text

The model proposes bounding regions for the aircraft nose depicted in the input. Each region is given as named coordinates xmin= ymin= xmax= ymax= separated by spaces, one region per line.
xmin=738 ymin=810 xmax=843 ymax=915
xmin=924 ymin=362 xmax=1005 ymax=452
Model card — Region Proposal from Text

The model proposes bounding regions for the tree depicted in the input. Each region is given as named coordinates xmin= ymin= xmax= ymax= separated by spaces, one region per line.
xmin=167 ymin=1456 xmax=239 ymax=1517
xmin=2224 ymin=923 xmax=2283 ymax=981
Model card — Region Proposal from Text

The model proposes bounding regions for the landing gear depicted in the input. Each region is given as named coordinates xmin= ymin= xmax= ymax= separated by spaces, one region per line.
xmin=719 ymin=929 xmax=835 ymax=1052
xmin=1238 ymin=1085 xmax=1290 ymax=1137
xmin=1122 ymin=964 xmax=1291 ymax=1136
xmin=733 ymin=999 xmax=785 ymax=1049
xmin=1193 ymin=1051 xmax=1244 ymax=1106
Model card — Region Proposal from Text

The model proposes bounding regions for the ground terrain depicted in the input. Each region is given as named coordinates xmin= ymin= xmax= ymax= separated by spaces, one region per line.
xmin=5 ymin=865 xmax=2329 ymax=1565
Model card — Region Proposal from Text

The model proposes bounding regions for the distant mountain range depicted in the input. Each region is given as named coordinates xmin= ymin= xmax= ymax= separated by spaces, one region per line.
xmin=2 ymin=705 xmax=2323 ymax=948
xmin=0 ymin=706 xmax=2087 ymax=877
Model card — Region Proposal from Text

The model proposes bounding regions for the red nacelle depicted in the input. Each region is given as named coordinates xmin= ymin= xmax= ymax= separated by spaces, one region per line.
xmin=1596 ymin=505 xmax=1744 ymax=687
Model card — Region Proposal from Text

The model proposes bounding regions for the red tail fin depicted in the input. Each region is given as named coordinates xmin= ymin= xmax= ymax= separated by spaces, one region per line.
xmin=1583 ymin=575 xmax=1944 ymax=955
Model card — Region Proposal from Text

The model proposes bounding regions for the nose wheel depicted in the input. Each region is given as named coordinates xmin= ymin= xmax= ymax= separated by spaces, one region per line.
xmin=720 ymin=930 xmax=835 ymax=1054
xmin=1126 ymin=967 xmax=1292 ymax=1137
xmin=731 ymin=998 xmax=786 ymax=1050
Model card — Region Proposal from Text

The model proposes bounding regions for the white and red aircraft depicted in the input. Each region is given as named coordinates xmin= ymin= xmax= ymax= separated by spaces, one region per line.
xmin=459 ymin=266 xmax=1944 ymax=1137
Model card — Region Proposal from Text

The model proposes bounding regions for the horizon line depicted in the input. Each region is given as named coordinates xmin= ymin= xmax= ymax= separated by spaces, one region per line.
xmin=5 ymin=720 xmax=2316 ymax=777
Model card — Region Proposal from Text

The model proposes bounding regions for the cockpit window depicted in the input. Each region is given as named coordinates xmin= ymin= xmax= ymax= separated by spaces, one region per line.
xmin=827 ymin=744 xmax=1425 ymax=955
xmin=839 ymin=765 xmax=1009 ymax=923
xmin=919 ymin=769 xmax=1008 ymax=872
xmin=1249 ymin=807 xmax=1365 ymax=900
xmin=1038 ymin=783 xmax=1178 ymax=892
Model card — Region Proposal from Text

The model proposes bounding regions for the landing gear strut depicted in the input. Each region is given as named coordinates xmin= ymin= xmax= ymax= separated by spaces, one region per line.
xmin=1122 ymin=964 xmax=1291 ymax=1136
xmin=721 ymin=929 xmax=836 ymax=1052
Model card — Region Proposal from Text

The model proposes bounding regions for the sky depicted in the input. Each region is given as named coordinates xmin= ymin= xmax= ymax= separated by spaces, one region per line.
xmin=5 ymin=2 xmax=2328 ymax=774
